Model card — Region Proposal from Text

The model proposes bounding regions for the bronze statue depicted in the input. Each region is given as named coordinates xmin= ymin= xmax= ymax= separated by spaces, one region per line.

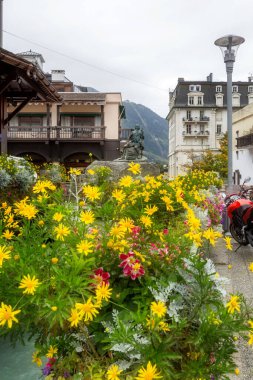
xmin=119 ymin=124 xmax=144 ymax=161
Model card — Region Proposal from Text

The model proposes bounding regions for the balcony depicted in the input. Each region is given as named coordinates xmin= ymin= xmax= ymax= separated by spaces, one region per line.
xmin=237 ymin=133 xmax=253 ymax=148
xmin=7 ymin=125 xmax=106 ymax=141
xmin=183 ymin=130 xmax=209 ymax=137
xmin=182 ymin=116 xmax=210 ymax=123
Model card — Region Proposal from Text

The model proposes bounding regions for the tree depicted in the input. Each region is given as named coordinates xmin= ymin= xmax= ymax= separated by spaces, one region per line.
xmin=183 ymin=133 xmax=228 ymax=179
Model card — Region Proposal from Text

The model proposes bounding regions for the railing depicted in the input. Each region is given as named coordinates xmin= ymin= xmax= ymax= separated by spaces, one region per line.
xmin=237 ymin=133 xmax=253 ymax=148
xmin=7 ymin=126 xmax=106 ymax=140
xmin=182 ymin=117 xmax=209 ymax=122
xmin=183 ymin=130 xmax=209 ymax=136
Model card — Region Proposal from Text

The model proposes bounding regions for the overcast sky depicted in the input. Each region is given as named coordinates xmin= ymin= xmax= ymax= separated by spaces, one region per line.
xmin=2 ymin=0 xmax=253 ymax=117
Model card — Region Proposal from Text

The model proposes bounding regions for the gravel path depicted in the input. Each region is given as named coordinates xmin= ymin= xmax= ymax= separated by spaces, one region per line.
xmin=210 ymin=239 xmax=253 ymax=379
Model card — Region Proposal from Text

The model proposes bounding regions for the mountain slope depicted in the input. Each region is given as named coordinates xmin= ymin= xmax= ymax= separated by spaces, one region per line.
xmin=122 ymin=101 xmax=168 ymax=163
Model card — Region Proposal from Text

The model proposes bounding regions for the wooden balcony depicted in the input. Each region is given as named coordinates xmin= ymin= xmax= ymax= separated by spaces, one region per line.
xmin=237 ymin=133 xmax=253 ymax=148
xmin=7 ymin=125 xmax=106 ymax=141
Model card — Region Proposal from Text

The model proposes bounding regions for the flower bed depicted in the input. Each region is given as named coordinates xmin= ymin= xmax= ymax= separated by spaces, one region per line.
xmin=0 ymin=165 xmax=252 ymax=379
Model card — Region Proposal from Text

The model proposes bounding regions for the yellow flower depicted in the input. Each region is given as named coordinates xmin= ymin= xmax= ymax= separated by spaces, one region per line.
xmin=54 ymin=223 xmax=70 ymax=241
xmin=140 ymin=215 xmax=152 ymax=228
xmin=2 ymin=229 xmax=14 ymax=240
xmin=203 ymin=228 xmax=222 ymax=246
xmin=118 ymin=175 xmax=133 ymax=187
xmin=83 ymin=185 xmax=101 ymax=202
xmin=150 ymin=301 xmax=167 ymax=318
xmin=0 ymin=302 xmax=21 ymax=328
xmin=135 ymin=361 xmax=162 ymax=380
xmin=76 ymin=239 xmax=93 ymax=256
xmin=118 ymin=217 xmax=135 ymax=232
xmin=87 ymin=169 xmax=95 ymax=175
xmin=107 ymin=364 xmax=123 ymax=380
xmin=68 ymin=308 xmax=82 ymax=327
xmin=69 ymin=168 xmax=82 ymax=176
xmin=226 ymin=295 xmax=240 ymax=314
xmin=112 ymin=189 xmax=126 ymax=203
xmin=158 ymin=321 xmax=170 ymax=332
xmin=75 ymin=298 xmax=99 ymax=321
xmin=38 ymin=220 xmax=45 ymax=226
xmin=19 ymin=274 xmax=41 ymax=295
xmin=53 ymin=212 xmax=64 ymax=222
xmin=161 ymin=195 xmax=174 ymax=211
xmin=128 ymin=162 xmax=141 ymax=175
xmin=0 ymin=245 xmax=11 ymax=267
xmin=51 ymin=306 xmax=58 ymax=311
xmin=32 ymin=351 xmax=42 ymax=367
xmin=248 ymin=319 xmax=253 ymax=329
xmin=228 ymin=264 xmax=232 ymax=269
xmin=249 ymin=263 xmax=253 ymax=272
xmin=109 ymin=225 xmax=125 ymax=239
xmin=80 ymin=210 xmax=95 ymax=224
xmin=51 ymin=257 xmax=59 ymax=264
xmin=224 ymin=236 xmax=233 ymax=251
xmin=96 ymin=283 xmax=112 ymax=302
xmin=46 ymin=345 xmax=58 ymax=358
xmin=248 ymin=332 xmax=253 ymax=345
xmin=234 ymin=368 xmax=240 ymax=375
xmin=144 ymin=205 xmax=158 ymax=216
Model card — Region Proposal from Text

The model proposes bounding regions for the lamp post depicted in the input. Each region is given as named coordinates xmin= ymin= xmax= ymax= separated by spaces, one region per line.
xmin=214 ymin=34 xmax=245 ymax=192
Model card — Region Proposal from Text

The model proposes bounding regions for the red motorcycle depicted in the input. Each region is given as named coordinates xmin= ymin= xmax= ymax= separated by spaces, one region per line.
xmin=224 ymin=177 xmax=253 ymax=246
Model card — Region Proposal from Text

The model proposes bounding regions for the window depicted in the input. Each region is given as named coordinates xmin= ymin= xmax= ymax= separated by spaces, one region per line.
xmin=189 ymin=85 xmax=201 ymax=92
xmin=186 ymin=124 xmax=192 ymax=134
xmin=216 ymin=86 xmax=222 ymax=92
xmin=188 ymin=96 xmax=194 ymax=105
xmin=197 ymin=96 xmax=203 ymax=105
xmin=18 ymin=116 xmax=43 ymax=127
xmin=232 ymin=86 xmax=238 ymax=92
xmin=189 ymin=85 xmax=195 ymax=91
xmin=232 ymin=94 xmax=240 ymax=107
xmin=186 ymin=110 xmax=192 ymax=120
xmin=216 ymin=94 xmax=223 ymax=107
xmin=195 ymin=85 xmax=201 ymax=92
xmin=248 ymin=86 xmax=253 ymax=93
xmin=200 ymin=125 xmax=204 ymax=133
xmin=216 ymin=124 xmax=222 ymax=135
xmin=200 ymin=110 xmax=204 ymax=120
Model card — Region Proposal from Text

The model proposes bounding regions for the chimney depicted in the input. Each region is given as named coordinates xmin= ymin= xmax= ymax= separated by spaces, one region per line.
xmin=178 ymin=77 xmax=184 ymax=83
xmin=249 ymin=76 xmax=252 ymax=82
xmin=207 ymin=73 xmax=213 ymax=82
xmin=51 ymin=70 xmax=66 ymax=82
xmin=169 ymin=91 xmax=173 ymax=100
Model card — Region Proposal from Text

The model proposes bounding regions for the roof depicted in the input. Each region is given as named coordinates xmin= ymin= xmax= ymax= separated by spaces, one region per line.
xmin=17 ymin=50 xmax=45 ymax=63
xmin=60 ymin=92 xmax=106 ymax=105
xmin=0 ymin=47 xmax=62 ymax=103
xmin=172 ymin=80 xmax=253 ymax=108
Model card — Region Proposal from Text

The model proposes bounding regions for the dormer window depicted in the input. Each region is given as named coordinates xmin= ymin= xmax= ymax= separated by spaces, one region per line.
xmin=189 ymin=85 xmax=201 ymax=92
xmin=232 ymin=93 xmax=240 ymax=107
xmin=232 ymin=86 xmax=238 ymax=93
xmin=188 ymin=96 xmax=194 ymax=105
xmin=216 ymin=86 xmax=222 ymax=92
xmin=248 ymin=86 xmax=253 ymax=93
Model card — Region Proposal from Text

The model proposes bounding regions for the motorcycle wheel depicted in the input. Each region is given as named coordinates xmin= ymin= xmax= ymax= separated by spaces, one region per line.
xmin=230 ymin=223 xmax=248 ymax=245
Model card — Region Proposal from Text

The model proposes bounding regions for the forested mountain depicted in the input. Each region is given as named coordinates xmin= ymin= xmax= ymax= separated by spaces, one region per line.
xmin=122 ymin=101 xmax=168 ymax=163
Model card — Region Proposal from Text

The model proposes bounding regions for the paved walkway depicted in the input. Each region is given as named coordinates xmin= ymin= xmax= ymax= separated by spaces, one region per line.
xmin=210 ymin=240 xmax=253 ymax=379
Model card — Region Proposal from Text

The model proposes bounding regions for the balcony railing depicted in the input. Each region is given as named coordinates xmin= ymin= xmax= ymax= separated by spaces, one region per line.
xmin=7 ymin=125 xmax=106 ymax=141
xmin=182 ymin=117 xmax=210 ymax=122
xmin=237 ymin=133 xmax=253 ymax=148
xmin=183 ymin=130 xmax=209 ymax=137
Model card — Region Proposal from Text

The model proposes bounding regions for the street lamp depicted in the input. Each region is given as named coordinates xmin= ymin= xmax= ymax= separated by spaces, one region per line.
xmin=214 ymin=34 xmax=245 ymax=192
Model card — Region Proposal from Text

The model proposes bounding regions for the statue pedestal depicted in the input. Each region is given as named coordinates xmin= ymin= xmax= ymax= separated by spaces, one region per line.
xmin=87 ymin=160 xmax=160 ymax=180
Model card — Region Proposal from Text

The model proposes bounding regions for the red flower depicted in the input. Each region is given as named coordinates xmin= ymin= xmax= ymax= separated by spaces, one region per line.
xmin=119 ymin=253 xmax=145 ymax=280
xmin=119 ymin=252 xmax=135 ymax=268
xmin=91 ymin=267 xmax=110 ymax=286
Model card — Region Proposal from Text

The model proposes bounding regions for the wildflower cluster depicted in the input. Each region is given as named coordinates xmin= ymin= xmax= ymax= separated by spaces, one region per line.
xmin=0 ymin=164 xmax=251 ymax=379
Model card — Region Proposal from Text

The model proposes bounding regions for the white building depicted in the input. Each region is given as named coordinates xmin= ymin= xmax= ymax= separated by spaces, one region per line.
xmin=233 ymin=103 xmax=253 ymax=185
xmin=167 ymin=74 xmax=253 ymax=177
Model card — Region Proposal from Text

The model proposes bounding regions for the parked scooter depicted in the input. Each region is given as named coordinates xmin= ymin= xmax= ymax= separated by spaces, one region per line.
xmin=224 ymin=177 xmax=253 ymax=246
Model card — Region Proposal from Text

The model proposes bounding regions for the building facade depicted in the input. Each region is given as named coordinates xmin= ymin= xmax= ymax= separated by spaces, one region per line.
xmin=232 ymin=103 xmax=253 ymax=185
xmin=6 ymin=51 xmax=124 ymax=166
xmin=167 ymin=74 xmax=253 ymax=177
